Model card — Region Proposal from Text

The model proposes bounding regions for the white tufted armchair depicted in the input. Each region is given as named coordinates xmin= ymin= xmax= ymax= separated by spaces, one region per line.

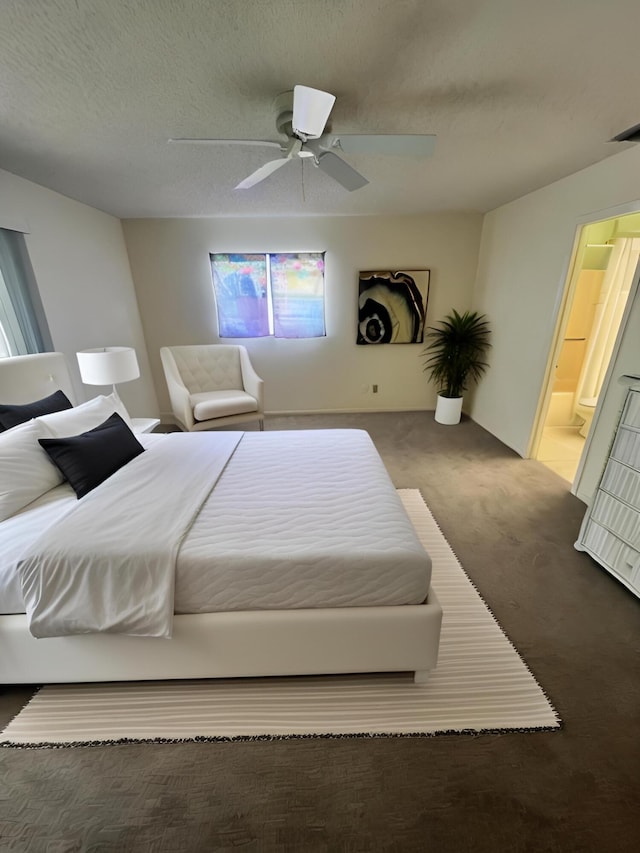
xmin=160 ymin=345 xmax=264 ymax=431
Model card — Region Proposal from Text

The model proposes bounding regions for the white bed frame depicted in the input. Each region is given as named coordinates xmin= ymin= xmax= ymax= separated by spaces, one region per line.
xmin=0 ymin=353 xmax=442 ymax=685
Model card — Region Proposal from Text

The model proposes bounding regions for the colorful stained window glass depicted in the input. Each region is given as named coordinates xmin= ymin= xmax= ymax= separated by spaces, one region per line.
xmin=211 ymin=253 xmax=325 ymax=339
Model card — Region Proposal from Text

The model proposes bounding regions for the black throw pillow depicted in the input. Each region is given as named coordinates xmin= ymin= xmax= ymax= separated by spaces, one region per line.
xmin=0 ymin=389 xmax=73 ymax=431
xmin=38 ymin=412 xmax=145 ymax=498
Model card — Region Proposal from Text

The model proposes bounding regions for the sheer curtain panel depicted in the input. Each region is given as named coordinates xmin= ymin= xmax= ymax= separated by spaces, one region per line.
xmin=0 ymin=228 xmax=52 ymax=357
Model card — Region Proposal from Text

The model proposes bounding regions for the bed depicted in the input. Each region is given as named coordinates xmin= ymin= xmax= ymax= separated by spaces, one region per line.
xmin=0 ymin=352 xmax=442 ymax=685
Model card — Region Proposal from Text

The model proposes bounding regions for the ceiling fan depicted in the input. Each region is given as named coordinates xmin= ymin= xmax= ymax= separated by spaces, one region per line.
xmin=169 ymin=85 xmax=436 ymax=192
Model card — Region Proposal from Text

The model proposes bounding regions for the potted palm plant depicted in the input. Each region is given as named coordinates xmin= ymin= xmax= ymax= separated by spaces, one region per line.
xmin=422 ymin=309 xmax=491 ymax=424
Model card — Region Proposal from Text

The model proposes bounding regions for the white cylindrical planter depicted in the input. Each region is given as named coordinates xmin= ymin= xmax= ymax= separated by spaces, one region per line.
xmin=434 ymin=394 xmax=463 ymax=425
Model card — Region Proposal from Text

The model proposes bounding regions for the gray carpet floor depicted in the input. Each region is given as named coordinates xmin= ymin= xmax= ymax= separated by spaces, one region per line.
xmin=1 ymin=411 xmax=639 ymax=852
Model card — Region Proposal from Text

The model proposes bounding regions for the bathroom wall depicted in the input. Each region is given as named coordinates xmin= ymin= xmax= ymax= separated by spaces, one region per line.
xmin=558 ymin=221 xmax=614 ymax=393
xmin=548 ymin=218 xmax=624 ymax=428
xmin=553 ymin=269 xmax=604 ymax=396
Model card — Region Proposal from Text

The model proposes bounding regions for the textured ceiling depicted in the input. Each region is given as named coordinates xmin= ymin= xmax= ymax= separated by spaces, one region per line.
xmin=1 ymin=0 xmax=639 ymax=219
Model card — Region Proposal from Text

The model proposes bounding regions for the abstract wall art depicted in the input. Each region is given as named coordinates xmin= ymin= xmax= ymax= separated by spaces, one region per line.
xmin=356 ymin=269 xmax=430 ymax=345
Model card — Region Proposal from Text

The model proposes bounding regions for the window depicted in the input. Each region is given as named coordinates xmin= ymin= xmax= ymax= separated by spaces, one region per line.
xmin=0 ymin=228 xmax=52 ymax=357
xmin=210 ymin=252 xmax=326 ymax=338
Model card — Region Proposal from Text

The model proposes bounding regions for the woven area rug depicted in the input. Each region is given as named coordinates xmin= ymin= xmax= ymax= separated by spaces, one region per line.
xmin=1 ymin=490 xmax=560 ymax=746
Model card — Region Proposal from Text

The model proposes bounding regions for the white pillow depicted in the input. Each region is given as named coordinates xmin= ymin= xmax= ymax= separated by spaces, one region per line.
xmin=35 ymin=393 xmax=132 ymax=438
xmin=0 ymin=421 xmax=64 ymax=522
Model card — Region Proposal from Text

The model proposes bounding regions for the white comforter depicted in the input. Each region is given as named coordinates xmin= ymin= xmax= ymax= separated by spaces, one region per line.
xmin=18 ymin=432 xmax=241 ymax=638
xmin=12 ymin=429 xmax=432 ymax=639
xmin=174 ymin=429 xmax=431 ymax=613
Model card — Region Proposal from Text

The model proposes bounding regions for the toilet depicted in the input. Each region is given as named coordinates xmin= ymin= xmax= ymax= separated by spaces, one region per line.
xmin=575 ymin=396 xmax=598 ymax=438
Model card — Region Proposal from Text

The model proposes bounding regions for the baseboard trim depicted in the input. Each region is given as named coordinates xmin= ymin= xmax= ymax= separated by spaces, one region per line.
xmin=264 ymin=407 xmax=433 ymax=416
xmin=160 ymin=408 xmax=435 ymax=423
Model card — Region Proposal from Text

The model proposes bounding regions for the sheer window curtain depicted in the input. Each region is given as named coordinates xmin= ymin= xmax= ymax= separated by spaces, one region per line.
xmin=0 ymin=228 xmax=52 ymax=357
xmin=574 ymin=237 xmax=640 ymax=412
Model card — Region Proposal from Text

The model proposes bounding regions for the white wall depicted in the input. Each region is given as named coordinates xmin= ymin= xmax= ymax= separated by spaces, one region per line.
xmin=122 ymin=214 xmax=482 ymax=417
xmin=471 ymin=144 xmax=640 ymax=501
xmin=0 ymin=169 xmax=158 ymax=416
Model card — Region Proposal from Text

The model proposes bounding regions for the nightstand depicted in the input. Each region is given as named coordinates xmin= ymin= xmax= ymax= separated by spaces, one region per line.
xmin=130 ymin=417 xmax=161 ymax=434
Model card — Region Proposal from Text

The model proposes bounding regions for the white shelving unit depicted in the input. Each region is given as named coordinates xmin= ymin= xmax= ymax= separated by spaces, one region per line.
xmin=575 ymin=384 xmax=640 ymax=598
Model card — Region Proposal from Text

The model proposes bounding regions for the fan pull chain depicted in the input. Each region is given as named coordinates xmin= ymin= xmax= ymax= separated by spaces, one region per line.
xmin=301 ymin=159 xmax=306 ymax=202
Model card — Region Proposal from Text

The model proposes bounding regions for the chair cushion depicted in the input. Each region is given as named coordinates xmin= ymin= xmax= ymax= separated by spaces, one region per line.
xmin=191 ymin=390 xmax=258 ymax=422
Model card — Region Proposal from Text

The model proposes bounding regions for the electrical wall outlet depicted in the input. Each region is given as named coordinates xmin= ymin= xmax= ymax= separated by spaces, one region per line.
xmin=372 ymin=384 xmax=379 ymax=393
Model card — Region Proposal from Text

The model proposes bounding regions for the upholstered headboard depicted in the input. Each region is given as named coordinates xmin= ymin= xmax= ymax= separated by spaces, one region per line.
xmin=0 ymin=352 xmax=77 ymax=406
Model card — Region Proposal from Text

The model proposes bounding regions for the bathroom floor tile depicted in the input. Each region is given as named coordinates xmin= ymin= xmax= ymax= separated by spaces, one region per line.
xmin=536 ymin=427 xmax=585 ymax=483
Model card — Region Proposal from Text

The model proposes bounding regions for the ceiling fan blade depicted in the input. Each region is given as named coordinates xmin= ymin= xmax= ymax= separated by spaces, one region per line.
xmin=316 ymin=152 xmax=369 ymax=192
xmin=168 ymin=138 xmax=282 ymax=150
xmin=325 ymin=134 xmax=437 ymax=157
xmin=292 ymin=85 xmax=336 ymax=139
xmin=235 ymin=157 xmax=290 ymax=190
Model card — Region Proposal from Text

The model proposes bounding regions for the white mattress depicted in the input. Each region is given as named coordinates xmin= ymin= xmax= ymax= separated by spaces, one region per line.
xmin=1 ymin=430 xmax=431 ymax=616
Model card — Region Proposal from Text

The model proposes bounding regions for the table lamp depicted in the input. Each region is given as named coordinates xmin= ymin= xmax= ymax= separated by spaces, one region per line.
xmin=76 ymin=346 xmax=140 ymax=400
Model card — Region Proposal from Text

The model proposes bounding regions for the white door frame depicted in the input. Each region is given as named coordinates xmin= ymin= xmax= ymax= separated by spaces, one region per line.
xmin=573 ymin=255 xmax=640 ymax=495
xmin=528 ymin=199 xmax=640 ymax=492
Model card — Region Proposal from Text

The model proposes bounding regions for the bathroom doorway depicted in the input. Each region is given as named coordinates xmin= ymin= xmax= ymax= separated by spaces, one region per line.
xmin=534 ymin=213 xmax=640 ymax=482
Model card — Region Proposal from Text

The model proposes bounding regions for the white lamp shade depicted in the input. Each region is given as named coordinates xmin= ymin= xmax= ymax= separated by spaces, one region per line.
xmin=292 ymin=85 xmax=336 ymax=139
xmin=77 ymin=347 xmax=140 ymax=386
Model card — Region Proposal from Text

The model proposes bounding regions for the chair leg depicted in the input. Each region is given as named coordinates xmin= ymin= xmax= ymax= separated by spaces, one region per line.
xmin=259 ymin=418 xmax=264 ymax=431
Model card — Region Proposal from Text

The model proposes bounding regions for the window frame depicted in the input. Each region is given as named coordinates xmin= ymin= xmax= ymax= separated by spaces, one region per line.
xmin=210 ymin=251 xmax=326 ymax=340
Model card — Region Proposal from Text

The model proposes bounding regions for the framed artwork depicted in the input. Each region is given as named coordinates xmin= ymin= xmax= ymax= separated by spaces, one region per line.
xmin=357 ymin=269 xmax=430 ymax=344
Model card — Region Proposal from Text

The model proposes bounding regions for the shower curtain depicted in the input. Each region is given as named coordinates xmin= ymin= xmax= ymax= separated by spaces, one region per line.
xmin=574 ymin=237 xmax=640 ymax=414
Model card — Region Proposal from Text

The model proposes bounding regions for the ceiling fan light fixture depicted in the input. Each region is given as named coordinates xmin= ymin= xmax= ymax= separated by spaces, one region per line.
xmin=292 ymin=85 xmax=336 ymax=139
